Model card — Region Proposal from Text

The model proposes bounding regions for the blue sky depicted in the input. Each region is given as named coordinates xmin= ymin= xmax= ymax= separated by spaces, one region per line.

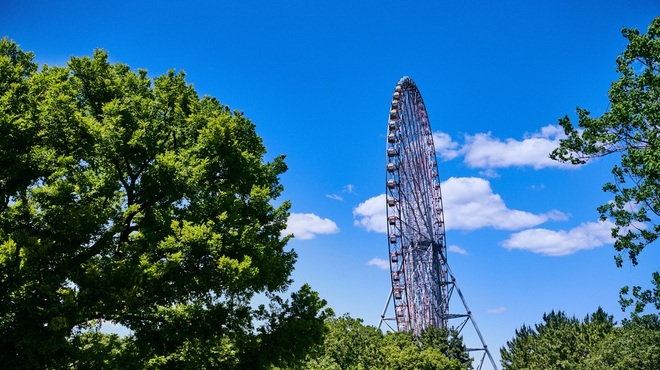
xmin=4 ymin=0 xmax=660 ymax=366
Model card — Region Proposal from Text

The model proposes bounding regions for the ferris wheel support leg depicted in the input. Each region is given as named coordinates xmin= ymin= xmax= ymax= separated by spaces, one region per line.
xmin=451 ymin=277 xmax=499 ymax=370
xmin=378 ymin=287 xmax=395 ymax=331
xmin=475 ymin=351 xmax=487 ymax=370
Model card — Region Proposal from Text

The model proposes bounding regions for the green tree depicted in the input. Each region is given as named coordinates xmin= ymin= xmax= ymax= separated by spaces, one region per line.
xmin=302 ymin=314 xmax=384 ymax=370
xmin=0 ymin=38 xmax=328 ymax=369
xmin=380 ymin=331 xmax=463 ymax=370
xmin=418 ymin=326 xmax=472 ymax=369
xmin=500 ymin=324 xmax=536 ymax=369
xmin=500 ymin=308 xmax=615 ymax=370
xmin=584 ymin=314 xmax=660 ymax=370
xmin=68 ymin=331 xmax=138 ymax=370
xmin=297 ymin=314 xmax=467 ymax=370
xmin=550 ymin=16 xmax=660 ymax=314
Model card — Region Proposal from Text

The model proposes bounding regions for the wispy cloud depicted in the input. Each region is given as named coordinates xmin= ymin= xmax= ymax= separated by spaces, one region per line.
xmin=326 ymin=184 xmax=357 ymax=202
xmin=367 ymin=257 xmax=389 ymax=270
xmin=448 ymin=245 xmax=468 ymax=255
xmin=487 ymin=306 xmax=507 ymax=314
xmin=478 ymin=168 xmax=500 ymax=179
xmin=283 ymin=213 xmax=340 ymax=240
xmin=501 ymin=220 xmax=614 ymax=256
xmin=325 ymin=194 xmax=343 ymax=201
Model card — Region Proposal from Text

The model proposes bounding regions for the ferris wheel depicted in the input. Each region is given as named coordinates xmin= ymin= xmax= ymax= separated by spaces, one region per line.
xmin=385 ymin=77 xmax=448 ymax=334
xmin=381 ymin=76 xmax=498 ymax=370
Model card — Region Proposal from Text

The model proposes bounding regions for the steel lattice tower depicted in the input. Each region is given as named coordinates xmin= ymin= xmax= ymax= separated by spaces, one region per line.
xmin=379 ymin=76 xmax=498 ymax=370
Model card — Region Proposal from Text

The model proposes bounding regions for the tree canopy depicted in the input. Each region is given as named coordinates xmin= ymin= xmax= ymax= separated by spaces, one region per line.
xmin=551 ymin=16 xmax=660 ymax=314
xmin=585 ymin=314 xmax=660 ymax=369
xmin=0 ymin=38 xmax=328 ymax=369
xmin=501 ymin=308 xmax=660 ymax=370
xmin=294 ymin=314 xmax=469 ymax=370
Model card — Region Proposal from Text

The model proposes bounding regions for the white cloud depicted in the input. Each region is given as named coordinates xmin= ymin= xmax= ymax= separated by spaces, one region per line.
xmin=539 ymin=124 xmax=565 ymax=138
xmin=529 ymin=184 xmax=546 ymax=191
xmin=325 ymin=194 xmax=343 ymax=201
xmin=544 ymin=209 xmax=569 ymax=221
xmin=326 ymin=184 xmax=357 ymax=202
xmin=448 ymin=245 xmax=468 ymax=255
xmin=433 ymin=132 xmax=460 ymax=161
xmin=283 ymin=213 xmax=340 ymax=240
xmin=353 ymin=194 xmax=388 ymax=233
xmin=353 ymin=178 xmax=565 ymax=234
xmin=442 ymin=177 xmax=566 ymax=231
xmin=501 ymin=220 xmax=615 ymax=256
xmin=343 ymin=184 xmax=356 ymax=194
xmin=432 ymin=125 xmax=576 ymax=170
xmin=367 ymin=257 xmax=390 ymax=270
xmin=478 ymin=168 xmax=500 ymax=178
xmin=461 ymin=125 xmax=571 ymax=169
xmin=487 ymin=306 xmax=507 ymax=314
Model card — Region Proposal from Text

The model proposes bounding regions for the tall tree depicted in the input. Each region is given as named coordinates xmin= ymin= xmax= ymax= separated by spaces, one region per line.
xmin=418 ymin=326 xmax=472 ymax=369
xmin=302 ymin=314 xmax=384 ymax=370
xmin=502 ymin=309 xmax=660 ymax=370
xmin=0 ymin=39 xmax=328 ymax=369
xmin=297 ymin=314 xmax=467 ymax=370
xmin=584 ymin=314 xmax=660 ymax=369
xmin=380 ymin=331 xmax=463 ymax=370
xmin=550 ymin=16 xmax=660 ymax=314
xmin=500 ymin=308 xmax=615 ymax=370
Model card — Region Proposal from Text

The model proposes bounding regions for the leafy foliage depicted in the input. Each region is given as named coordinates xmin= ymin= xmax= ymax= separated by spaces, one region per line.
xmin=0 ymin=38 xmax=328 ymax=369
xmin=551 ymin=16 xmax=660 ymax=314
xmin=295 ymin=314 xmax=467 ymax=370
xmin=380 ymin=331 xmax=463 ymax=370
xmin=418 ymin=326 xmax=472 ymax=369
xmin=500 ymin=308 xmax=615 ymax=369
xmin=501 ymin=308 xmax=660 ymax=370
xmin=303 ymin=314 xmax=384 ymax=370
xmin=585 ymin=314 xmax=660 ymax=369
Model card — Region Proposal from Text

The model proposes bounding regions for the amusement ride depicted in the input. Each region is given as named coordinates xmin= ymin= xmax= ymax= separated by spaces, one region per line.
xmin=380 ymin=76 xmax=498 ymax=370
